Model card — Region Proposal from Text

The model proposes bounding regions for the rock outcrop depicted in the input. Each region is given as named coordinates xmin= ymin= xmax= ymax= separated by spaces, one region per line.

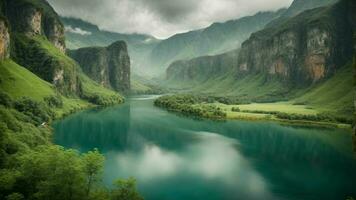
xmin=166 ymin=0 xmax=355 ymax=93
xmin=69 ymin=41 xmax=131 ymax=93
xmin=0 ymin=0 xmax=83 ymax=95
xmin=237 ymin=0 xmax=354 ymax=86
xmin=0 ymin=18 xmax=10 ymax=60
xmin=148 ymin=9 xmax=285 ymax=75
xmin=167 ymin=50 xmax=239 ymax=81
xmin=5 ymin=0 xmax=66 ymax=52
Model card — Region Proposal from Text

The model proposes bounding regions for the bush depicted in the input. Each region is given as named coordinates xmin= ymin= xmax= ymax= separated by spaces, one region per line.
xmin=13 ymin=98 xmax=54 ymax=125
xmin=231 ymin=107 xmax=240 ymax=112
xmin=0 ymin=92 xmax=12 ymax=108
xmin=44 ymin=95 xmax=63 ymax=108
xmin=154 ymin=95 xmax=227 ymax=120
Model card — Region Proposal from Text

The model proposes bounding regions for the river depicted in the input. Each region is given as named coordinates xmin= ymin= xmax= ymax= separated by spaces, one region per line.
xmin=53 ymin=95 xmax=356 ymax=200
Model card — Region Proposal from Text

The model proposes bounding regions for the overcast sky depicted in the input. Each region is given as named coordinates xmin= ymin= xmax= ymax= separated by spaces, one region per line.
xmin=47 ymin=0 xmax=293 ymax=39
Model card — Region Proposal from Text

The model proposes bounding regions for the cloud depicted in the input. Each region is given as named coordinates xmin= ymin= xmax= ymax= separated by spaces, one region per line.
xmin=65 ymin=26 xmax=92 ymax=35
xmin=47 ymin=0 xmax=293 ymax=39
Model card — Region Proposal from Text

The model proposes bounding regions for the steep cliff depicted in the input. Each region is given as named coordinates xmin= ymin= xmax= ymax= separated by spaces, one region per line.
xmin=148 ymin=10 xmax=285 ymax=75
xmin=69 ymin=41 xmax=131 ymax=93
xmin=5 ymin=0 xmax=65 ymax=51
xmin=0 ymin=0 xmax=124 ymax=104
xmin=165 ymin=0 xmax=355 ymax=109
xmin=0 ymin=17 xmax=9 ymax=60
xmin=237 ymin=0 xmax=355 ymax=86
xmin=167 ymin=50 xmax=239 ymax=82
xmin=0 ymin=0 xmax=81 ymax=95
xmin=61 ymin=17 xmax=159 ymax=76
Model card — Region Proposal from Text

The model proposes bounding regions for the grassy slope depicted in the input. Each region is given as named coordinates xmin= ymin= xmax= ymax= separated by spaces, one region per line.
xmin=0 ymin=59 xmax=91 ymax=118
xmin=0 ymin=59 xmax=55 ymax=100
xmin=32 ymin=35 xmax=124 ymax=104
xmin=165 ymin=72 xmax=287 ymax=100
xmin=293 ymin=64 xmax=353 ymax=117
xmin=164 ymin=64 xmax=353 ymax=124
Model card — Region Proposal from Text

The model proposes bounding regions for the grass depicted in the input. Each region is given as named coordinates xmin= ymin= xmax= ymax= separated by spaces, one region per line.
xmin=206 ymin=101 xmax=318 ymax=122
xmin=79 ymin=73 xmax=123 ymax=99
xmin=0 ymin=59 xmax=92 ymax=118
xmin=163 ymin=62 xmax=353 ymax=122
xmin=293 ymin=63 xmax=353 ymax=118
xmin=215 ymin=102 xmax=318 ymax=115
xmin=201 ymin=102 xmax=350 ymax=128
xmin=131 ymin=79 xmax=152 ymax=93
xmin=32 ymin=35 xmax=124 ymax=105
xmin=164 ymin=72 xmax=288 ymax=101
xmin=0 ymin=59 xmax=55 ymax=100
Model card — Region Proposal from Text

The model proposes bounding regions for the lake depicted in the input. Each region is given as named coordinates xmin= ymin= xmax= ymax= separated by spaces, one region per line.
xmin=53 ymin=95 xmax=356 ymax=200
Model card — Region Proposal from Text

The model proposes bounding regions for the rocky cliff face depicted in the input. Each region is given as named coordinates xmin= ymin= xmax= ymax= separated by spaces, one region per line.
xmin=0 ymin=18 xmax=10 ymax=60
xmin=69 ymin=41 xmax=131 ymax=93
xmin=166 ymin=0 xmax=355 ymax=96
xmin=5 ymin=0 xmax=66 ymax=52
xmin=148 ymin=10 xmax=285 ymax=75
xmin=1 ymin=0 xmax=82 ymax=95
xmin=167 ymin=50 xmax=239 ymax=81
xmin=237 ymin=0 xmax=354 ymax=86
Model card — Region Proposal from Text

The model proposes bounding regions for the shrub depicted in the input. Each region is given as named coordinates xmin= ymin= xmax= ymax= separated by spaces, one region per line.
xmin=0 ymin=92 xmax=12 ymax=108
xmin=14 ymin=98 xmax=54 ymax=125
xmin=231 ymin=107 xmax=240 ymax=112
xmin=44 ymin=95 xmax=63 ymax=108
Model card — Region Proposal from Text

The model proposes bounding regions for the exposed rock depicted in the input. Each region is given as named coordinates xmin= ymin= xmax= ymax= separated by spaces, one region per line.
xmin=166 ymin=0 xmax=355 ymax=94
xmin=44 ymin=18 xmax=66 ymax=53
xmin=237 ymin=0 xmax=354 ymax=85
xmin=69 ymin=41 xmax=131 ymax=93
xmin=6 ymin=3 xmax=42 ymax=36
xmin=3 ymin=0 xmax=81 ymax=96
xmin=0 ymin=18 xmax=10 ymax=60
xmin=5 ymin=0 xmax=66 ymax=52
xmin=167 ymin=50 xmax=239 ymax=81
xmin=148 ymin=9 xmax=285 ymax=75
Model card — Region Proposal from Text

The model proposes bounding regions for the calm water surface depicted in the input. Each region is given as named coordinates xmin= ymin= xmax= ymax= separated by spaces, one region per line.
xmin=54 ymin=96 xmax=356 ymax=200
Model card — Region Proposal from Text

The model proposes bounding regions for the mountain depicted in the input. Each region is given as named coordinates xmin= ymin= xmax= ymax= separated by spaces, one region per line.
xmin=166 ymin=49 xmax=239 ymax=82
xmin=156 ymin=0 xmax=340 ymax=77
xmin=280 ymin=0 xmax=339 ymax=18
xmin=0 ymin=0 xmax=126 ymax=105
xmin=148 ymin=9 xmax=286 ymax=75
xmin=165 ymin=0 xmax=355 ymax=118
xmin=69 ymin=41 xmax=131 ymax=93
xmin=62 ymin=9 xmax=286 ymax=77
xmin=237 ymin=1 xmax=353 ymax=86
xmin=61 ymin=17 xmax=160 ymax=76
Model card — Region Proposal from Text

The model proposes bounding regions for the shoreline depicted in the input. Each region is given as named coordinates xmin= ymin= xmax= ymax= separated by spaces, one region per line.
xmin=155 ymin=105 xmax=352 ymax=130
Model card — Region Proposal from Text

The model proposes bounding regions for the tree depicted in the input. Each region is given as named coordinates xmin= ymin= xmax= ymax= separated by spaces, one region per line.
xmin=83 ymin=149 xmax=105 ymax=197
xmin=111 ymin=178 xmax=143 ymax=200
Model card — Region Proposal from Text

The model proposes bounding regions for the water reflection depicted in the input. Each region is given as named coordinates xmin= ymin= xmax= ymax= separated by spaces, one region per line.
xmin=53 ymin=96 xmax=356 ymax=200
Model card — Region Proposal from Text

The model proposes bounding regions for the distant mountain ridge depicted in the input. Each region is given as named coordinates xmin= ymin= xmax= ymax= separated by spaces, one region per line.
xmin=62 ymin=9 xmax=286 ymax=76
xmin=147 ymin=9 xmax=286 ymax=75
xmin=61 ymin=17 xmax=160 ymax=76
xmin=61 ymin=17 xmax=158 ymax=49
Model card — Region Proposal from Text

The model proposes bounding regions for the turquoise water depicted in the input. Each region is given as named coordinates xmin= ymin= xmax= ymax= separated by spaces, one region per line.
xmin=54 ymin=96 xmax=356 ymax=200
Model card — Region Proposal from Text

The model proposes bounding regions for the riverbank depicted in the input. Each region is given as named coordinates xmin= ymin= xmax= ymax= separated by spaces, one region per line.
xmin=154 ymin=95 xmax=352 ymax=129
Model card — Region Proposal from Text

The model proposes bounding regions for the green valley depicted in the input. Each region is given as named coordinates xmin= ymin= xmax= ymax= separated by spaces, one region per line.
xmin=1 ymin=0 xmax=355 ymax=199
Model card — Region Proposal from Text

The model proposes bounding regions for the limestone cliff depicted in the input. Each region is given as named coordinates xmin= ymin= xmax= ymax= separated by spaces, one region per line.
xmin=5 ymin=0 xmax=65 ymax=52
xmin=167 ymin=50 xmax=239 ymax=81
xmin=1 ymin=0 xmax=82 ymax=95
xmin=237 ymin=0 xmax=355 ymax=86
xmin=69 ymin=41 xmax=131 ymax=93
xmin=0 ymin=18 xmax=9 ymax=60
xmin=166 ymin=0 xmax=355 ymax=95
